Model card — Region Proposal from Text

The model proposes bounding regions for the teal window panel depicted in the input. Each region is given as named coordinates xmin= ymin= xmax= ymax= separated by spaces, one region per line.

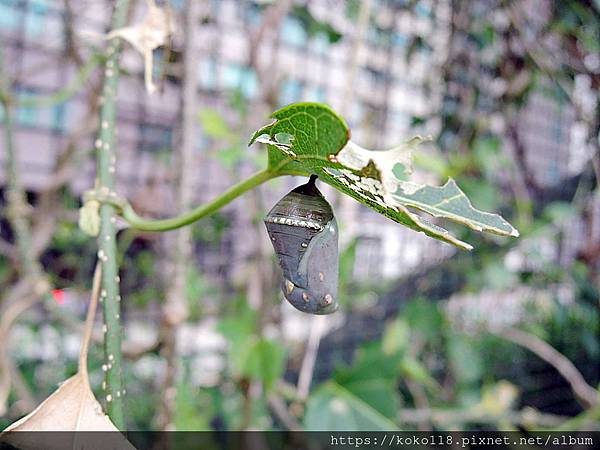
xmin=223 ymin=63 xmax=242 ymax=89
xmin=312 ymin=34 xmax=329 ymax=54
xmin=305 ymin=85 xmax=326 ymax=103
xmin=199 ymin=58 xmax=217 ymax=89
xmin=281 ymin=17 xmax=307 ymax=47
xmin=393 ymin=32 xmax=407 ymax=48
xmin=52 ymin=103 xmax=67 ymax=133
xmin=0 ymin=1 xmax=22 ymax=31
xmin=16 ymin=89 xmax=39 ymax=128
xmin=25 ymin=0 xmax=48 ymax=37
xmin=223 ymin=63 xmax=257 ymax=98
xmin=170 ymin=0 xmax=184 ymax=11
xmin=245 ymin=2 xmax=262 ymax=26
xmin=415 ymin=1 xmax=431 ymax=18
xmin=240 ymin=68 xmax=257 ymax=98
xmin=280 ymin=79 xmax=302 ymax=105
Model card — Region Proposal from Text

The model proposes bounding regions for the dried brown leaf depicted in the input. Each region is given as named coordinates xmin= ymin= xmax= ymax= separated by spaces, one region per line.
xmin=0 ymin=373 xmax=135 ymax=449
xmin=2 ymin=373 xmax=117 ymax=432
xmin=0 ymin=266 xmax=136 ymax=449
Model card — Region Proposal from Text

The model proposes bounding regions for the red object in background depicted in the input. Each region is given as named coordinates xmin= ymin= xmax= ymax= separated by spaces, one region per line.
xmin=51 ymin=289 xmax=65 ymax=305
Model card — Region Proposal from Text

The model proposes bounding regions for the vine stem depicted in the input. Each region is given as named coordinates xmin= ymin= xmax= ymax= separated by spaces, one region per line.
xmin=120 ymin=168 xmax=281 ymax=231
xmin=17 ymin=55 xmax=103 ymax=109
xmin=95 ymin=0 xmax=130 ymax=429
xmin=79 ymin=264 xmax=102 ymax=378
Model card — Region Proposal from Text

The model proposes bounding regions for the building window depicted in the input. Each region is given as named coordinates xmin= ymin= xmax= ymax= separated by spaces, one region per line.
xmin=10 ymin=86 xmax=67 ymax=132
xmin=139 ymin=122 xmax=173 ymax=153
xmin=15 ymin=88 xmax=40 ymax=128
xmin=280 ymin=16 xmax=307 ymax=48
xmin=245 ymin=2 xmax=263 ymax=26
xmin=25 ymin=0 xmax=49 ymax=37
xmin=222 ymin=63 xmax=257 ymax=99
xmin=311 ymin=33 xmax=330 ymax=54
xmin=199 ymin=58 xmax=217 ymax=90
xmin=279 ymin=79 xmax=303 ymax=105
xmin=415 ymin=1 xmax=432 ymax=18
xmin=393 ymin=32 xmax=407 ymax=48
xmin=0 ymin=0 xmax=22 ymax=31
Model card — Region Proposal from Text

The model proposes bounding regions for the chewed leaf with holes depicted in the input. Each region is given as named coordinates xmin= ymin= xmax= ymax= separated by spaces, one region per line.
xmin=249 ymin=102 xmax=519 ymax=250
xmin=249 ymin=102 xmax=349 ymax=174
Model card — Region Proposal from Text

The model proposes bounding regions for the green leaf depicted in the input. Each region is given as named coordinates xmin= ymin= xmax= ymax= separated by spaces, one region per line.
xmin=334 ymin=342 xmax=402 ymax=419
xmin=392 ymin=179 xmax=517 ymax=238
xmin=382 ymin=318 xmax=410 ymax=355
xmin=305 ymin=381 xmax=400 ymax=431
xmin=173 ymin=381 xmax=213 ymax=431
xmin=248 ymin=102 xmax=349 ymax=174
xmin=291 ymin=5 xmax=343 ymax=43
xmin=447 ymin=334 xmax=483 ymax=385
xmin=218 ymin=306 xmax=258 ymax=375
xmin=198 ymin=108 xmax=231 ymax=140
xmin=404 ymin=298 xmax=444 ymax=342
xmin=241 ymin=338 xmax=286 ymax=392
xmin=249 ymin=102 xmax=519 ymax=250
xmin=399 ymin=356 xmax=439 ymax=391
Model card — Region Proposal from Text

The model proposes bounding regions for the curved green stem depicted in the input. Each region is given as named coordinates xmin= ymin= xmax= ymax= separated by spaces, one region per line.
xmin=17 ymin=55 xmax=103 ymax=109
xmin=121 ymin=168 xmax=281 ymax=231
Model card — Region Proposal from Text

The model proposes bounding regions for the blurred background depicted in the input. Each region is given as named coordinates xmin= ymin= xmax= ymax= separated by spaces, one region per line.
xmin=0 ymin=0 xmax=599 ymax=431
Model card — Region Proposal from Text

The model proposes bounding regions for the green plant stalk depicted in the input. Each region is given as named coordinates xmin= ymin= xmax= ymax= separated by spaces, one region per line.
xmin=95 ymin=0 xmax=130 ymax=429
xmin=120 ymin=168 xmax=282 ymax=231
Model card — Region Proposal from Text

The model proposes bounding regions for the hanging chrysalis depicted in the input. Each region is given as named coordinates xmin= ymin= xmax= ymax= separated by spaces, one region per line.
xmin=264 ymin=175 xmax=339 ymax=315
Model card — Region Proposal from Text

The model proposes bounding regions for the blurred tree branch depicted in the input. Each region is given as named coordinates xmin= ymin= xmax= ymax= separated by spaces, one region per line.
xmin=398 ymin=406 xmax=569 ymax=429
xmin=495 ymin=328 xmax=598 ymax=409
xmin=157 ymin=0 xmax=202 ymax=431
xmin=0 ymin=50 xmax=51 ymax=416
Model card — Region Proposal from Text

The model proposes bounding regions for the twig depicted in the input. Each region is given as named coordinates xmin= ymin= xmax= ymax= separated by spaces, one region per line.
xmin=2 ymin=87 xmax=38 ymax=280
xmin=268 ymin=394 xmax=303 ymax=431
xmin=496 ymin=328 xmax=599 ymax=409
xmin=398 ymin=406 xmax=569 ymax=429
xmin=79 ymin=263 xmax=102 ymax=377
xmin=30 ymin=72 xmax=104 ymax=259
xmin=296 ymin=315 xmax=326 ymax=400
xmin=157 ymin=0 xmax=201 ymax=430
xmin=94 ymin=0 xmax=131 ymax=429
xmin=247 ymin=0 xmax=293 ymax=104
xmin=504 ymin=1 xmax=575 ymax=104
xmin=16 ymin=55 xmax=102 ymax=109
xmin=0 ymin=292 xmax=40 ymax=416
xmin=0 ymin=48 xmax=50 ymax=416
xmin=7 ymin=361 xmax=36 ymax=414
xmin=554 ymin=403 xmax=600 ymax=431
